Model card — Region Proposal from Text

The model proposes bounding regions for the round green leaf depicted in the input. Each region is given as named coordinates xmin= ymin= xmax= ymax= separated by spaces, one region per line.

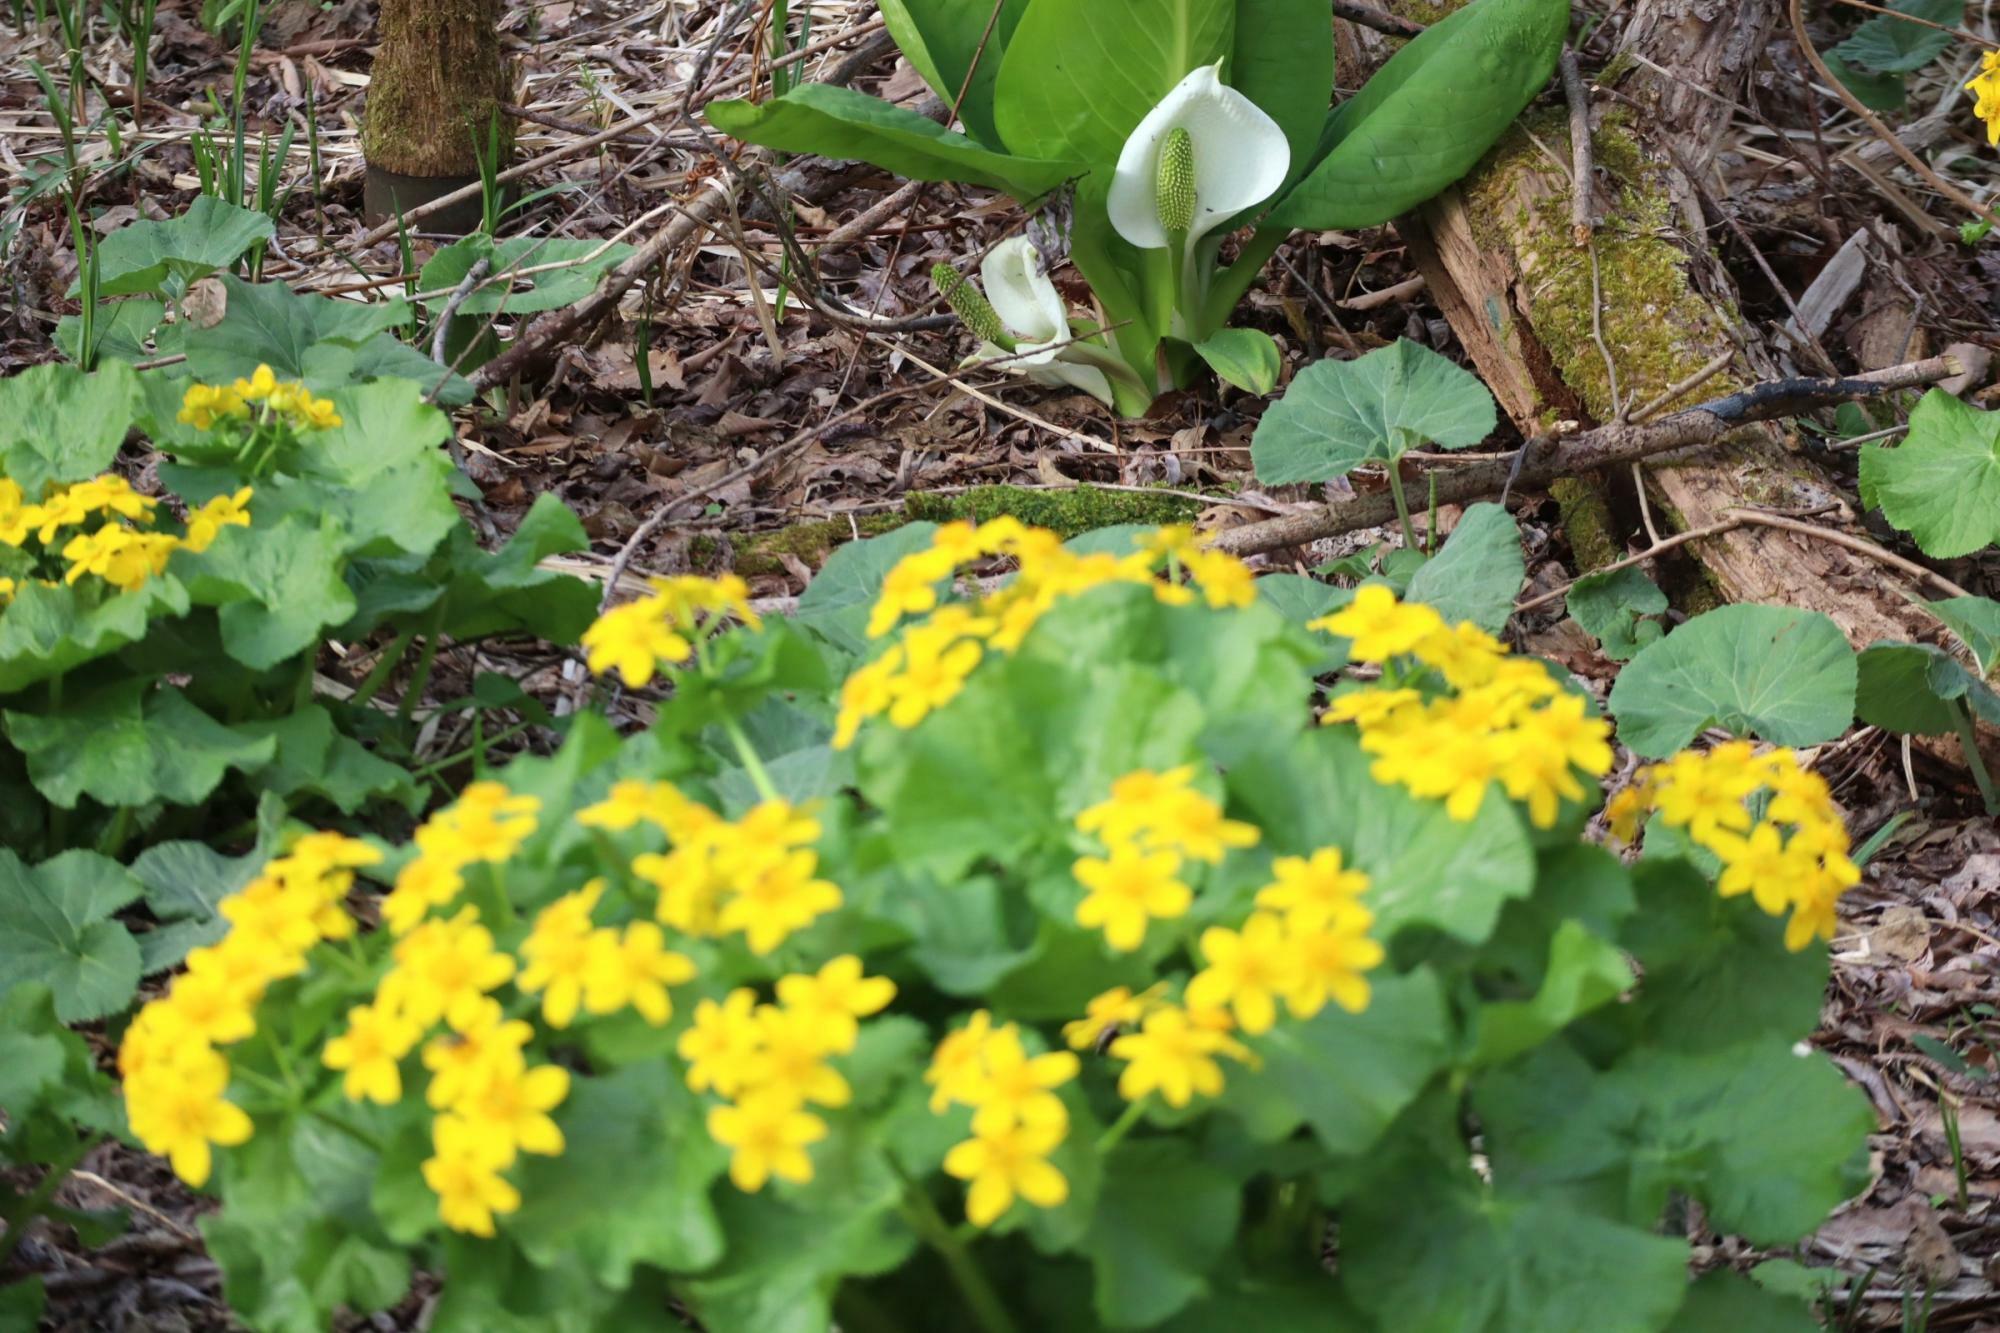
xmin=1607 ymin=604 xmax=1857 ymax=758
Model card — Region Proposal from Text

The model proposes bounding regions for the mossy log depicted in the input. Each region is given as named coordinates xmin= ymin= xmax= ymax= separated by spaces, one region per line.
xmin=361 ymin=0 xmax=513 ymax=226
xmin=1348 ymin=0 xmax=1998 ymax=769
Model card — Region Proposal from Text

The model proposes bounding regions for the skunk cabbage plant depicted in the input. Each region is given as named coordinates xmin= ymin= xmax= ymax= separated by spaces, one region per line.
xmin=711 ymin=0 xmax=1569 ymax=415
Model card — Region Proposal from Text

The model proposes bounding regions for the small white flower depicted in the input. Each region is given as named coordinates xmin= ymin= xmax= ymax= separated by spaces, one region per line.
xmin=1107 ymin=62 xmax=1291 ymax=252
xmin=969 ymin=237 xmax=1116 ymax=407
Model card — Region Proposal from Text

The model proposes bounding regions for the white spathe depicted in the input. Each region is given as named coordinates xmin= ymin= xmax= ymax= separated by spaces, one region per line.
xmin=1107 ymin=62 xmax=1290 ymax=251
xmin=969 ymin=237 xmax=1116 ymax=407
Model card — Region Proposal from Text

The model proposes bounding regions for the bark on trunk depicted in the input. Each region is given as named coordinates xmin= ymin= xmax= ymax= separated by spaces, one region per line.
xmin=362 ymin=0 xmax=512 ymax=223
xmin=1348 ymin=0 xmax=1998 ymax=769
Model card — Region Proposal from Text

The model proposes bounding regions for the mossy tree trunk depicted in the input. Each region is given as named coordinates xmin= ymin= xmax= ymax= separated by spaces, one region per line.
xmin=1346 ymin=0 xmax=1996 ymax=766
xmin=361 ymin=0 xmax=512 ymax=227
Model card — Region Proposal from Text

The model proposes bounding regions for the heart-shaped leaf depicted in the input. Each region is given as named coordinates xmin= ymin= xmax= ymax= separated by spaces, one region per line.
xmin=1607 ymin=604 xmax=1857 ymax=758
xmin=0 ymin=849 xmax=146 ymax=1022
xmin=1858 ymin=390 xmax=2000 ymax=558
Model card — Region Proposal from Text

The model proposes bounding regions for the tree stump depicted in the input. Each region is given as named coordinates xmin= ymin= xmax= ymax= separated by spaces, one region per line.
xmin=361 ymin=0 xmax=513 ymax=232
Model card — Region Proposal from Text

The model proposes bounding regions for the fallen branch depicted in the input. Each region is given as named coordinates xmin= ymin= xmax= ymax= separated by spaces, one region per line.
xmin=1332 ymin=0 xmax=1424 ymax=39
xmin=1211 ymin=355 xmax=1962 ymax=556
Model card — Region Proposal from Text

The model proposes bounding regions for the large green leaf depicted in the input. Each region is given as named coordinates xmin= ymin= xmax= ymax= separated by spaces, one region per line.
xmin=3 ymin=683 xmax=276 ymax=810
xmin=1830 ymin=0 xmax=1961 ymax=74
xmin=1341 ymin=1148 xmax=1689 ymax=1333
xmin=237 ymin=706 xmax=420 ymax=816
xmin=0 ymin=360 xmax=141 ymax=495
xmin=0 ymin=575 xmax=189 ymax=695
xmin=1192 ymin=328 xmax=1281 ymax=395
xmin=435 ymin=493 xmax=600 ymax=644
xmin=878 ymin=0 xmax=1032 ymax=147
xmin=1858 ymin=390 xmax=2000 ymax=558
xmin=509 ymin=1062 xmax=727 ymax=1288
xmin=176 ymin=513 xmax=360 ymax=670
xmin=1229 ymin=0 xmax=1335 ymax=185
xmin=418 ymin=234 xmax=636 ymax=316
xmin=1082 ymin=1141 xmax=1242 ymax=1328
xmin=1270 ymin=0 xmax=1569 ymax=230
xmin=993 ymin=0 xmax=1235 ymax=164
xmin=184 ymin=276 xmax=420 ymax=394
xmin=84 ymin=197 xmax=275 ymax=299
xmin=1855 ymin=641 xmax=2000 ymax=735
xmin=1480 ymin=1036 xmax=1873 ymax=1245
xmin=1607 ymin=604 xmax=1857 ymax=758
xmin=1404 ymin=503 xmax=1523 ymax=632
xmin=1228 ymin=727 xmax=1536 ymax=946
xmin=708 ymin=85 xmax=1078 ymax=200
xmin=0 ymin=850 xmax=145 ymax=1022
xmin=129 ymin=827 xmax=272 ymax=973
xmin=1567 ymin=565 xmax=1667 ymax=662
xmin=1665 ymin=1273 xmax=1819 ymax=1333
xmin=1221 ymin=968 xmax=1452 ymax=1153
xmin=1249 ymin=340 xmax=1496 ymax=484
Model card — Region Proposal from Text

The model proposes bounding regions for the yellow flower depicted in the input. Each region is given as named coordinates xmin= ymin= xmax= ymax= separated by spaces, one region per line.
xmin=381 ymin=909 xmax=517 ymax=1028
xmin=1967 ymin=50 xmax=2000 ymax=147
xmin=926 ymin=1010 xmax=997 ymax=1112
xmin=233 ymin=364 xmax=280 ymax=402
xmin=636 ymin=845 xmax=726 ymax=938
xmin=1185 ymin=913 xmax=1294 ymax=1034
xmin=582 ymin=922 xmax=697 ymax=1025
xmin=1061 ymin=984 xmax=1167 ymax=1051
xmin=1285 ymin=904 xmax=1384 ymax=1017
xmin=965 ymin=1027 xmax=1077 ymax=1135
xmin=774 ymin=955 xmax=896 ymax=1051
xmin=708 ymin=1091 xmax=827 ymax=1191
xmin=1108 ymin=1007 xmax=1239 ymax=1107
xmin=1257 ymin=848 xmax=1370 ymax=928
xmin=1145 ymin=786 xmax=1261 ymax=864
xmin=1710 ymin=822 xmax=1800 ymax=917
xmin=415 ymin=782 xmax=540 ymax=864
xmin=155 ymin=968 xmax=259 ymax=1048
xmin=833 ymin=651 xmax=901 ymax=749
xmin=582 ymin=598 xmax=693 ymax=687
xmin=1321 ymin=686 xmax=1422 ymax=729
xmin=182 ymin=487 xmax=253 ymax=553
xmin=1073 ymin=845 xmax=1191 ymax=952
xmin=1649 ymin=750 xmax=1757 ymax=846
xmin=177 ymin=382 xmax=249 ymax=430
xmin=1308 ymin=585 xmax=1443 ymax=662
xmin=885 ymin=634 xmax=982 ymax=728
xmin=679 ymin=989 xmax=764 ymax=1097
xmin=943 ymin=1119 xmax=1069 ymax=1226
xmin=125 ymin=1050 xmax=253 ymax=1187
xmin=743 ymin=1004 xmax=852 ymax=1108
xmin=323 ymin=1003 xmax=422 ymax=1105
xmin=577 ymin=778 xmax=706 ymax=833
xmin=381 ymin=855 xmax=466 ymax=936
xmin=867 ymin=549 xmax=956 ymax=638
xmin=1181 ymin=548 xmax=1256 ymax=609
xmin=422 ymin=996 xmax=533 ymax=1110
xmin=423 ymin=1114 xmax=521 ymax=1236
xmin=516 ymin=883 xmax=606 ymax=1028
xmin=457 ymin=1062 xmax=570 ymax=1161
xmin=1074 ymin=765 xmax=1199 ymax=842
xmin=715 ymin=849 xmax=842 ymax=955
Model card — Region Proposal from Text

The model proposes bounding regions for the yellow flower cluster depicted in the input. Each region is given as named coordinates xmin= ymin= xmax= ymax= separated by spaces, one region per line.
xmin=925 ymin=1011 xmax=1077 ymax=1225
xmin=378 ymin=781 xmax=543 ymax=935
xmin=1311 ymin=586 xmax=1614 ymax=827
xmin=177 ymin=364 xmax=342 ymax=431
xmin=581 ymin=574 xmax=760 ymax=688
xmin=1967 ymin=51 xmax=2000 ymax=147
xmin=1071 ymin=765 xmax=1259 ymax=951
xmin=121 ymin=832 xmax=378 ymax=1187
xmin=0 ymin=475 xmax=250 ymax=597
xmin=1606 ymin=741 xmax=1859 ymax=951
xmin=835 ymin=521 xmax=1256 ymax=748
xmin=583 ymin=779 xmax=841 ymax=956
xmin=680 ymin=956 xmax=895 ymax=1192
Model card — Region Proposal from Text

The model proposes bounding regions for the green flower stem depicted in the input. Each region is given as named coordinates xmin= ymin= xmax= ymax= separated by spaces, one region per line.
xmin=411 ymin=719 xmax=534 ymax=780
xmin=1383 ymin=461 xmax=1419 ymax=553
xmin=721 ymin=716 xmax=781 ymax=804
xmin=1953 ymin=703 xmax=1999 ymax=815
xmin=896 ymin=1177 xmax=1020 ymax=1333
xmin=1096 ymin=1096 xmax=1148 ymax=1153
xmin=397 ymin=604 xmax=448 ymax=725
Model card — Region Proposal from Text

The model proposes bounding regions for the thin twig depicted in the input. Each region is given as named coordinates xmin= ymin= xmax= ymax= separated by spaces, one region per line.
xmin=1725 ymin=508 xmax=1975 ymax=600
xmin=1561 ymin=51 xmax=1595 ymax=244
xmin=1331 ymin=0 xmax=1425 ymax=38
xmin=1626 ymin=351 xmax=1736 ymax=424
xmin=430 ymin=257 xmax=490 ymax=363
xmin=1515 ymin=515 xmax=1747 ymax=613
